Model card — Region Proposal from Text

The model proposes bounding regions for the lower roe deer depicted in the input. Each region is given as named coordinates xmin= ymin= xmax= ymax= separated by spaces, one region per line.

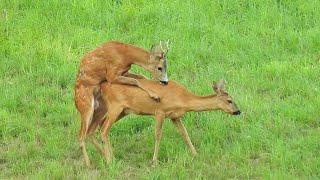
xmin=86 ymin=79 xmax=241 ymax=165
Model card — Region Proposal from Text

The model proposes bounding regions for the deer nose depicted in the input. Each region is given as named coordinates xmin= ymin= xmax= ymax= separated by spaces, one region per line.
xmin=160 ymin=81 xmax=168 ymax=85
xmin=233 ymin=110 xmax=241 ymax=115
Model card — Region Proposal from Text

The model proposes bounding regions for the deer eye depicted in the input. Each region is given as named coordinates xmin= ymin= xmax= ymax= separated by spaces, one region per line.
xmin=227 ymin=100 xmax=232 ymax=104
xmin=158 ymin=67 xmax=163 ymax=71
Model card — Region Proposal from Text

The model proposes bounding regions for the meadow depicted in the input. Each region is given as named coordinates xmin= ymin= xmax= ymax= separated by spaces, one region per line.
xmin=1 ymin=0 xmax=320 ymax=179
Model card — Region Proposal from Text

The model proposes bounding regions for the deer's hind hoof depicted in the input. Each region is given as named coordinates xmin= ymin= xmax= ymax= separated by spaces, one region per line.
xmin=151 ymin=160 xmax=159 ymax=168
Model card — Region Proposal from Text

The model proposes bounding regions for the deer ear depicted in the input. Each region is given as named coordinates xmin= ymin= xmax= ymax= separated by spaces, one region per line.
xmin=150 ymin=43 xmax=162 ymax=53
xmin=162 ymin=40 xmax=170 ymax=54
xmin=213 ymin=79 xmax=225 ymax=94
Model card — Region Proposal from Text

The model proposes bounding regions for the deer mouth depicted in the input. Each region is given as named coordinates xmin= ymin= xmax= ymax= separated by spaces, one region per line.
xmin=232 ymin=110 xmax=241 ymax=115
xmin=160 ymin=81 xmax=168 ymax=85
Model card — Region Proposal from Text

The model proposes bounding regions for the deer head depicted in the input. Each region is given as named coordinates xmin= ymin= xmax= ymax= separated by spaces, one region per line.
xmin=149 ymin=40 xmax=169 ymax=85
xmin=213 ymin=80 xmax=241 ymax=115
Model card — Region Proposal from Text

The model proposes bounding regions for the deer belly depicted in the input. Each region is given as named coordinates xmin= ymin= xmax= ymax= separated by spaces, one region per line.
xmin=123 ymin=107 xmax=154 ymax=115
xmin=166 ymin=110 xmax=185 ymax=119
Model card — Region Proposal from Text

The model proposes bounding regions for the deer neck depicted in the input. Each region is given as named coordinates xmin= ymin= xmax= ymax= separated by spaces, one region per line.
xmin=184 ymin=94 xmax=220 ymax=112
xmin=128 ymin=48 xmax=154 ymax=71
xmin=134 ymin=58 xmax=154 ymax=72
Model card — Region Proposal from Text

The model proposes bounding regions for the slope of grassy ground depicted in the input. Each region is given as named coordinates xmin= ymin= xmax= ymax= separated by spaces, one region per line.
xmin=1 ymin=0 xmax=319 ymax=179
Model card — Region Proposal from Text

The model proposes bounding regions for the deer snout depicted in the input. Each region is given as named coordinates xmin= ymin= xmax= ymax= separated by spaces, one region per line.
xmin=232 ymin=110 xmax=241 ymax=115
xmin=160 ymin=74 xmax=168 ymax=85
xmin=160 ymin=81 xmax=168 ymax=85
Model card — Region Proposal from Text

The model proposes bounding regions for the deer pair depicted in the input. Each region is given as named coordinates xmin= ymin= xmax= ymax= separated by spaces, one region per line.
xmin=74 ymin=41 xmax=241 ymax=166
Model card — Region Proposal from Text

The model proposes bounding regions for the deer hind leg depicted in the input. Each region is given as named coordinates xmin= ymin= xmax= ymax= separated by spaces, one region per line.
xmin=78 ymin=100 xmax=94 ymax=167
xmin=75 ymin=85 xmax=95 ymax=167
xmin=87 ymin=119 xmax=105 ymax=156
xmin=171 ymin=118 xmax=197 ymax=156
xmin=87 ymin=94 xmax=108 ymax=156
xmin=152 ymin=112 xmax=165 ymax=165
xmin=100 ymin=106 xmax=123 ymax=163
xmin=87 ymin=113 xmax=106 ymax=156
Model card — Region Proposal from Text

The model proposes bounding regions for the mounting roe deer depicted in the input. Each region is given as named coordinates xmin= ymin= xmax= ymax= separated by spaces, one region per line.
xmin=75 ymin=41 xmax=169 ymax=166
xmin=86 ymin=79 xmax=241 ymax=165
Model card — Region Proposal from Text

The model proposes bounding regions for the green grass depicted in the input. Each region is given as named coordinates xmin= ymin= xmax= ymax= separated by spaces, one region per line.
xmin=1 ymin=0 xmax=320 ymax=178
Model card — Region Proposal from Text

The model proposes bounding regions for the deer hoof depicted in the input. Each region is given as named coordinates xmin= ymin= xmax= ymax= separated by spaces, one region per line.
xmin=151 ymin=160 xmax=159 ymax=167
xmin=150 ymin=94 xmax=161 ymax=102
xmin=153 ymin=96 xmax=160 ymax=102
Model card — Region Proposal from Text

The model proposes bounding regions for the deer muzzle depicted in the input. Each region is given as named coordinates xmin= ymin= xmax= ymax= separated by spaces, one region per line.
xmin=160 ymin=81 xmax=168 ymax=85
xmin=232 ymin=110 xmax=241 ymax=115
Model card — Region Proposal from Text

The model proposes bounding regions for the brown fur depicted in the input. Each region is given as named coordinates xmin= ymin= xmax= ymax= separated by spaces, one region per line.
xmin=74 ymin=41 xmax=168 ymax=166
xmin=86 ymin=79 xmax=240 ymax=164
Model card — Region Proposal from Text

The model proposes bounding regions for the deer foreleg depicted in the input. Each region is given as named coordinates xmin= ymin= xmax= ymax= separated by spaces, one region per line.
xmin=152 ymin=112 xmax=165 ymax=165
xmin=123 ymin=72 xmax=147 ymax=79
xmin=171 ymin=118 xmax=198 ymax=156
xmin=113 ymin=76 xmax=160 ymax=102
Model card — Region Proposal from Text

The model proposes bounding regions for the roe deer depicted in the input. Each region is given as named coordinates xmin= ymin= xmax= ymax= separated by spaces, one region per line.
xmin=86 ymin=79 xmax=240 ymax=165
xmin=75 ymin=41 xmax=169 ymax=166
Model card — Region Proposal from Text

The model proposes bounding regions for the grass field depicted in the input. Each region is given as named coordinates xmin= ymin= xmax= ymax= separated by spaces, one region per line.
xmin=1 ymin=0 xmax=320 ymax=179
